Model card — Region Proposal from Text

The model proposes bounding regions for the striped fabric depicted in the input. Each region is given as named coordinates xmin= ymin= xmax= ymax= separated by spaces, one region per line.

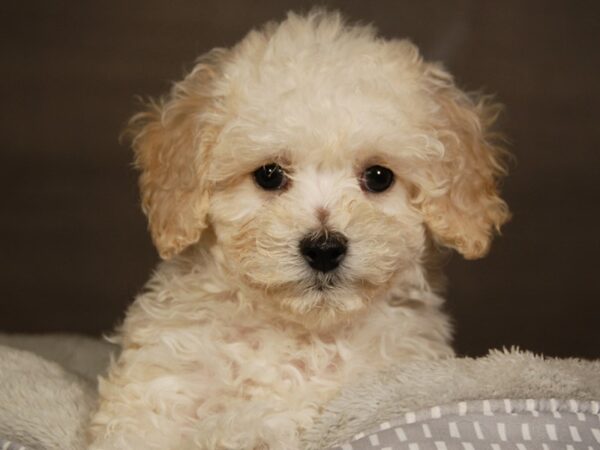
xmin=331 ymin=399 xmax=600 ymax=450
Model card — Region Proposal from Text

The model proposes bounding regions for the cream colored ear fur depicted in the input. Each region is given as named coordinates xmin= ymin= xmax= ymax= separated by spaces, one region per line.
xmin=126 ymin=50 xmax=225 ymax=259
xmin=417 ymin=63 xmax=510 ymax=259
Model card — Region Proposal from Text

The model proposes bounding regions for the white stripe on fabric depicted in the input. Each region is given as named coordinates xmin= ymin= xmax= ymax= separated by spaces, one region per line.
xmin=516 ymin=444 xmax=527 ymax=450
xmin=569 ymin=399 xmax=579 ymax=413
xmin=381 ymin=447 xmax=392 ymax=450
xmin=405 ymin=412 xmax=416 ymax=424
xmin=522 ymin=423 xmax=531 ymax=441
xmin=461 ymin=443 xmax=474 ymax=450
xmin=504 ymin=399 xmax=512 ymax=413
xmin=577 ymin=412 xmax=586 ymax=421
xmin=590 ymin=401 xmax=599 ymax=414
xmin=591 ymin=428 xmax=600 ymax=443
xmin=431 ymin=406 xmax=441 ymax=419
xmin=2 ymin=442 xmax=10 ymax=450
xmin=473 ymin=421 xmax=484 ymax=440
xmin=408 ymin=443 xmax=420 ymax=450
xmin=526 ymin=399 xmax=535 ymax=411
xmin=546 ymin=424 xmax=558 ymax=441
xmin=458 ymin=401 xmax=467 ymax=416
xmin=449 ymin=421 xmax=460 ymax=438
xmin=569 ymin=425 xmax=582 ymax=442
xmin=340 ymin=445 xmax=353 ymax=450
xmin=491 ymin=444 xmax=501 ymax=450
xmin=368 ymin=434 xmax=380 ymax=446
xmin=483 ymin=400 xmax=492 ymax=416
xmin=550 ymin=398 xmax=558 ymax=411
xmin=497 ymin=423 xmax=507 ymax=441
xmin=542 ymin=444 xmax=549 ymax=450
xmin=434 ymin=442 xmax=447 ymax=450
xmin=525 ymin=399 xmax=539 ymax=417
xmin=566 ymin=445 xmax=575 ymax=450
xmin=379 ymin=421 xmax=391 ymax=430
xmin=552 ymin=410 xmax=562 ymax=419
xmin=353 ymin=432 xmax=365 ymax=440
xmin=422 ymin=423 xmax=432 ymax=438
xmin=395 ymin=427 xmax=407 ymax=442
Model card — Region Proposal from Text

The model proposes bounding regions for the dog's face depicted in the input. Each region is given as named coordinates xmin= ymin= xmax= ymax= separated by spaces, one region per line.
xmin=129 ymin=12 xmax=509 ymax=329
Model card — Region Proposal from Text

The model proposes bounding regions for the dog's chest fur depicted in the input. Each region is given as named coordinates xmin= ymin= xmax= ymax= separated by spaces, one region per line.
xmin=105 ymin=255 xmax=452 ymax=445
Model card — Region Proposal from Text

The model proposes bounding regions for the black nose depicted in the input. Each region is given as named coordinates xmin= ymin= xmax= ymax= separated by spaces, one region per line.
xmin=300 ymin=232 xmax=348 ymax=273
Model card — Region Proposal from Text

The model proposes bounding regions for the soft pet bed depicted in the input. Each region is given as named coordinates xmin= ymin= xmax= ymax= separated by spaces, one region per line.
xmin=0 ymin=334 xmax=599 ymax=450
xmin=0 ymin=334 xmax=115 ymax=450
xmin=304 ymin=351 xmax=600 ymax=449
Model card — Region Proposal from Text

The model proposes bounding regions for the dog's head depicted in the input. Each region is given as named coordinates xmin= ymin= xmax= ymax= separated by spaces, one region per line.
xmin=128 ymin=12 xmax=509 ymax=329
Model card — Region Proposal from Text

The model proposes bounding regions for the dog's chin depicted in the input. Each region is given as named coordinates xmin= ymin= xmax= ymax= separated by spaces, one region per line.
xmin=308 ymin=271 xmax=341 ymax=292
xmin=249 ymin=274 xmax=380 ymax=332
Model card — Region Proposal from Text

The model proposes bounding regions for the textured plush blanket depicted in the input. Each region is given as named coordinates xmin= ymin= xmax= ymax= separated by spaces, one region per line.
xmin=303 ymin=349 xmax=600 ymax=448
xmin=0 ymin=334 xmax=115 ymax=450
xmin=0 ymin=335 xmax=599 ymax=450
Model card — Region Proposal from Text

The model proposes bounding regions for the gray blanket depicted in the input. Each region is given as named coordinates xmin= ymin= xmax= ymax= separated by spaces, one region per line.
xmin=0 ymin=334 xmax=115 ymax=450
xmin=304 ymin=349 xmax=600 ymax=448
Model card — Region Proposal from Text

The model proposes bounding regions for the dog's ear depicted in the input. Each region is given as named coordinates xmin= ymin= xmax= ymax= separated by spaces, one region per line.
xmin=415 ymin=64 xmax=510 ymax=259
xmin=126 ymin=50 xmax=225 ymax=259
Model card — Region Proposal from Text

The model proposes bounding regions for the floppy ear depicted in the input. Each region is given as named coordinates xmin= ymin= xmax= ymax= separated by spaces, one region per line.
xmin=126 ymin=50 xmax=225 ymax=259
xmin=416 ymin=64 xmax=510 ymax=259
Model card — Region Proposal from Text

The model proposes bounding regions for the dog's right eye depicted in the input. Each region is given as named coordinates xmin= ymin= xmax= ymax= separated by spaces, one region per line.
xmin=253 ymin=163 xmax=288 ymax=190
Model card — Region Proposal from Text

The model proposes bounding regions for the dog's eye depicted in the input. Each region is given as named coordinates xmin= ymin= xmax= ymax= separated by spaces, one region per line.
xmin=253 ymin=163 xmax=288 ymax=190
xmin=361 ymin=165 xmax=394 ymax=193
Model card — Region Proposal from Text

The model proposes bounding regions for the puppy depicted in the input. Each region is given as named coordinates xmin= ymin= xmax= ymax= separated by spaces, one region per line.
xmin=88 ymin=10 xmax=509 ymax=450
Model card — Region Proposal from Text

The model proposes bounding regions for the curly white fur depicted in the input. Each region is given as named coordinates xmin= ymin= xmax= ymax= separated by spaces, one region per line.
xmin=88 ymin=10 xmax=509 ymax=450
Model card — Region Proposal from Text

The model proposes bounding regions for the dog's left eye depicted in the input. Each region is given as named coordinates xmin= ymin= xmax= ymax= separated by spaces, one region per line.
xmin=361 ymin=165 xmax=395 ymax=193
xmin=253 ymin=163 xmax=288 ymax=190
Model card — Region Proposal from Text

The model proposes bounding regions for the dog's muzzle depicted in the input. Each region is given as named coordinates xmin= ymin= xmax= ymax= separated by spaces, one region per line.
xmin=299 ymin=232 xmax=348 ymax=273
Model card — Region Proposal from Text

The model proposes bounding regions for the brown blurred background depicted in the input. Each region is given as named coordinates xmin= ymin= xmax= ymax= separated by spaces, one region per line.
xmin=1 ymin=1 xmax=599 ymax=359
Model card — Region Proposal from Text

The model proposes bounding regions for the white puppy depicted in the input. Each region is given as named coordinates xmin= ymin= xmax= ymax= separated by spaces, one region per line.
xmin=88 ymin=10 xmax=509 ymax=450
